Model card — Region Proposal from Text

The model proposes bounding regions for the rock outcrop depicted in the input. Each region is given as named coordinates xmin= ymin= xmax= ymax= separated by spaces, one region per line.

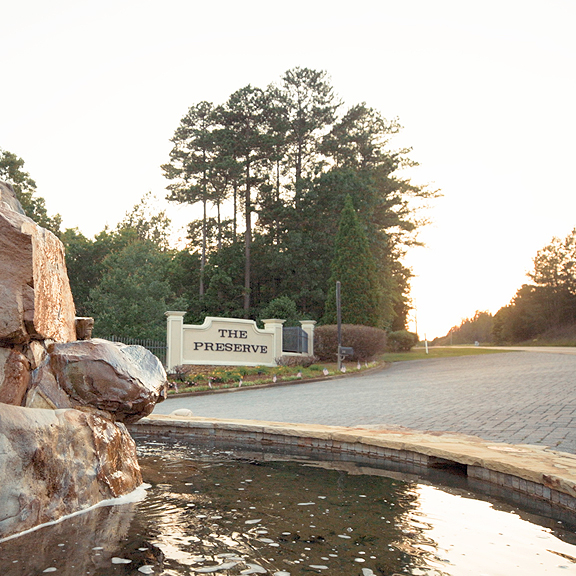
xmin=0 ymin=404 xmax=142 ymax=538
xmin=0 ymin=180 xmax=167 ymax=540
xmin=0 ymin=190 xmax=76 ymax=344
xmin=0 ymin=180 xmax=26 ymax=215
xmin=29 ymin=339 xmax=167 ymax=422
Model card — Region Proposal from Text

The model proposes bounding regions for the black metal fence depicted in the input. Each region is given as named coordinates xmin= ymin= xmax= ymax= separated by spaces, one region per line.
xmin=101 ymin=335 xmax=167 ymax=367
xmin=282 ymin=327 xmax=309 ymax=354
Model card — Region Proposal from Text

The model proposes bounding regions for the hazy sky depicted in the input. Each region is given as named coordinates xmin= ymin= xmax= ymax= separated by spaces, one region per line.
xmin=3 ymin=0 xmax=575 ymax=338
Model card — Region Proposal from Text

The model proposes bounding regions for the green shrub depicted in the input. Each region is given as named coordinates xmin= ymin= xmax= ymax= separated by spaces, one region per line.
xmin=387 ymin=330 xmax=419 ymax=352
xmin=314 ymin=324 xmax=387 ymax=361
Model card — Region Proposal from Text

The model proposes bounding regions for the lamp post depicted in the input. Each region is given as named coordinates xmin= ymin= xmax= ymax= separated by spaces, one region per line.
xmin=336 ymin=281 xmax=342 ymax=371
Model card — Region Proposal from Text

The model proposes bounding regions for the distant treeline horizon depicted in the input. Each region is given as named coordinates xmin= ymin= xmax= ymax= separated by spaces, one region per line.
xmin=433 ymin=229 xmax=576 ymax=346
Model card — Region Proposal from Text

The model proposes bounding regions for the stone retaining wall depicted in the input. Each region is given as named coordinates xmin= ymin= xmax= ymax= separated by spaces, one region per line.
xmin=132 ymin=415 xmax=576 ymax=522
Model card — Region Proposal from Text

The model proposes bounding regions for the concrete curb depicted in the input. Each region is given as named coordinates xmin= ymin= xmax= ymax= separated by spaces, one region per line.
xmin=132 ymin=415 xmax=576 ymax=520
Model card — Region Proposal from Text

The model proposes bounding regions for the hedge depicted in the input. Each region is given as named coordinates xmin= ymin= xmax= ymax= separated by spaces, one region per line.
xmin=314 ymin=324 xmax=387 ymax=362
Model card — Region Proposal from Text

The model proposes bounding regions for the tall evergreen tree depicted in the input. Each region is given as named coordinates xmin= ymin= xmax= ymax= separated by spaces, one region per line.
xmin=281 ymin=67 xmax=339 ymax=205
xmin=163 ymin=101 xmax=216 ymax=296
xmin=161 ymin=68 xmax=436 ymax=328
xmin=217 ymin=86 xmax=275 ymax=315
xmin=323 ymin=195 xmax=380 ymax=327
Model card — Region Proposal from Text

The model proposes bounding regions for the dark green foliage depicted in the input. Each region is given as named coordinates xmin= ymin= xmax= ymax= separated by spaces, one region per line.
xmin=62 ymin=199 xmax=191 ymax=340
xmin=386 ymin=330 xmax=419 ymax=352
xmin=314 ymin=324 xmax=387 ymax=361
xmin=62 ymin=227 xmax=140 ymax=317
xmin=259 ymin=296 xmax=302 ymax=327
xmin=323 ymin=195 xmax=381 ymax=327
xmin=0 ymin=148 xmax=62 ymax=234
xmin=162 ymin=68 xmax=435 ymax=330
xmin=88 ymin=240 xmax=186 ymax=341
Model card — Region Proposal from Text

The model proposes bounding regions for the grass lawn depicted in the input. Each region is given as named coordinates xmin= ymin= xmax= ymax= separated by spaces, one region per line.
xmin=381 ymin=346 xmax=511 ymax=363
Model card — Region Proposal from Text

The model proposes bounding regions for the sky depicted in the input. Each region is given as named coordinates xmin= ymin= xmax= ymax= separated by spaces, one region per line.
xmin=2 ymin=0 xmax=575 ymax=339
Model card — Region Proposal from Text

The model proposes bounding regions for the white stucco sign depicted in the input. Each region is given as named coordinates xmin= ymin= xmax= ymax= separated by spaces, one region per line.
xmin=165 ymin=313 xmax=316 ymax=369
xmin=182 ymin=316 xmax=277 ymax=365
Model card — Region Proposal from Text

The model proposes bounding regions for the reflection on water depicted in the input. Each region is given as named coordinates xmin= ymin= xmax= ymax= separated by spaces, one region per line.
xmin=1 ymin=438 xmax=576 ymax=575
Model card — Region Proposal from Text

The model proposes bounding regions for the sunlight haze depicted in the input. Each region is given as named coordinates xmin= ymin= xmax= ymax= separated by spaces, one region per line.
xmin=3 ymin=0 xmax=575 ymax=338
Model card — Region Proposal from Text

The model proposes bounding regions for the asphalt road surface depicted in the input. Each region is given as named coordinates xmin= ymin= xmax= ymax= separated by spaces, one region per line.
xmin=154 ymin=350 xmax=576 ymax=454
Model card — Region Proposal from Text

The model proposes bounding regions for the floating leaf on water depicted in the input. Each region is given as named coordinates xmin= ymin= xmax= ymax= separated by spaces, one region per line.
xmin=216 ymin=553 xmax=240 ymax=558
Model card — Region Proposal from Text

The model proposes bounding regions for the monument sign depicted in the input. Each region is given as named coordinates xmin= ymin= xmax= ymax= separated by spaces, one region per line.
xmin=165 ymin=313 xmax=315 ymax=369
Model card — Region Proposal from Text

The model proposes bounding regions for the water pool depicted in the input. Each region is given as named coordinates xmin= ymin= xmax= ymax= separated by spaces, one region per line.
xmin=1 ymin=438 xmax=576 ymax=575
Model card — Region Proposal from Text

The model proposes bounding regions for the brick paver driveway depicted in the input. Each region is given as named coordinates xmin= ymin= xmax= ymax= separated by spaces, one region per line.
xmin=154 ymin=350 xmax=576 ymax=454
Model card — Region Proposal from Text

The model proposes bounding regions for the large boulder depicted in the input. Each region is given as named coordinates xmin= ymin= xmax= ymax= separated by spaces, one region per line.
xmin=0 ymin=201 xmax=76 ymax=344
xmin=0 ymin=403 xmax=142 ymax=539
xmin=34 ymin=339 xmax=168 ymax=423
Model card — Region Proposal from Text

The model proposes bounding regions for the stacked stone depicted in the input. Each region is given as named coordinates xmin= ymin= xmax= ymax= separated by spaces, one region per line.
xmin=0 ymin=181 xmax=168 ymax=539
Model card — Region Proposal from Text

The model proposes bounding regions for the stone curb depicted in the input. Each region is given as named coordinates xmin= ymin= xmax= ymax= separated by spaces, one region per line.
xmin=132 ymin=415 xmax=576 ymax=518
xmin=166 ymin=362 xmax=388 ymax=399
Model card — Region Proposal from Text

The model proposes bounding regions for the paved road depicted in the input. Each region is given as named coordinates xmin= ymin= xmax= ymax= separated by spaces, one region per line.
xmin=154 ymin=351 xmax=576 ymax=454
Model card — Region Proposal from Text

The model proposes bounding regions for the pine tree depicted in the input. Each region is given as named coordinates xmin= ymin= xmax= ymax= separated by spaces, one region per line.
xmin=323 ymin=195 xmax=381 ymax=327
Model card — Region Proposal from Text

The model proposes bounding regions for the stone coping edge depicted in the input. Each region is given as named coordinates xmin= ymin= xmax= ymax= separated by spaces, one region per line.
xmin=131 ymin=415 xmax=576 ymax=513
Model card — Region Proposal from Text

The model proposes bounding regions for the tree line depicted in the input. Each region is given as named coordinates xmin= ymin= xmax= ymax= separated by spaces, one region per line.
xmin=434 ymin=229 xmax=576 ymax=345
xmin=1 ymin=67 xmax=434 ymax=341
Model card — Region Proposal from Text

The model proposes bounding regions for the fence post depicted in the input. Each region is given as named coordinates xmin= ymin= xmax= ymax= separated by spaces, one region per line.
xmin=262 ymin=319 xmax=285 ymax=361
xmin=165 ymin=311 xmax=186 ymax=370
xmin=299 ymin=320 xmax=317 ymax=356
